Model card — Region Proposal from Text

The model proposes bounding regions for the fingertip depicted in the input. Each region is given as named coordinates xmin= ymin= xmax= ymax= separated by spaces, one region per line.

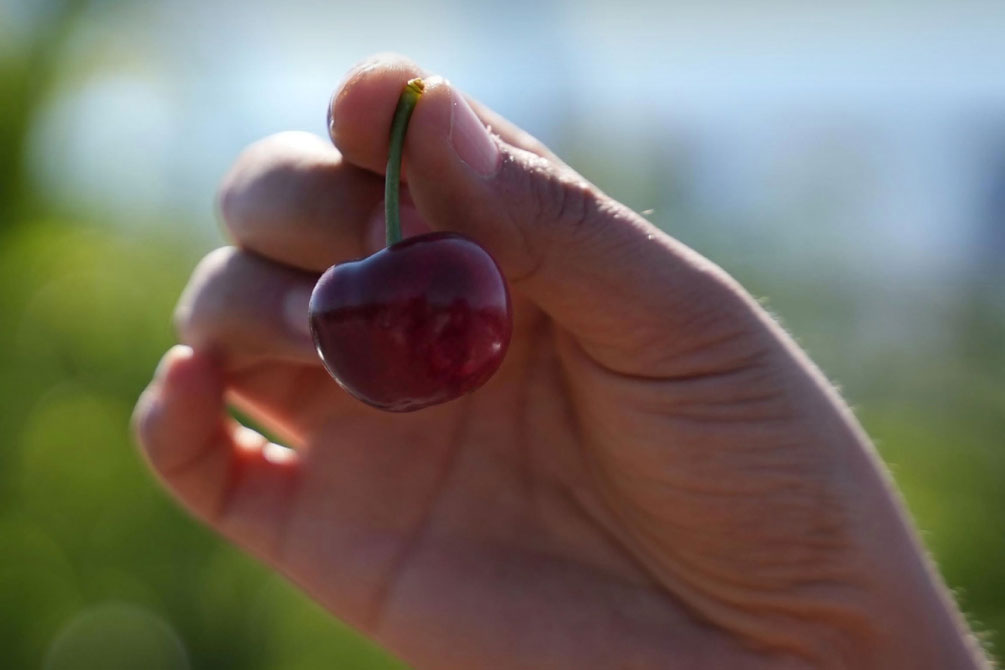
xmin=406 ymin=74 xmax=454 ymax=134
xmin=329 ymin=54 xmax=427 ymax=173
xmin=132 ymin=345 xmax=192 ymax=465
xmin=328 ymin=52 xmax=409 ymax=138
xmin=134 ymin=346 xmax=224 ymax=473
xmin=154 ymin=344 xmax=195 ymax=382
xmin=403 ymin=76 xmax=492 ymax=178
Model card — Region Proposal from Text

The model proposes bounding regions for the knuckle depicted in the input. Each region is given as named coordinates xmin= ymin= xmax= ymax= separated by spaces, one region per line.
xmin=529 ymin=162 xmax=597 ymax=235
xmin=217 ymin=132 xmax=322 ymax=240
xmin=216 ymin=149 xmax=257 ymax=237
xmin=500 ymin=149 xmax=602 ymax=281
xmin=217 ymin=139 xmax=276 ymax=241
xmin=133 ymin=389 xmax=179 ymax=475
xmin=215 ymin=177 xmax=242 ymax=240
xmin=131 ymin=390 xmax=160 ymax=454
xmin=173 ymin=247 xmax=242 ymax=344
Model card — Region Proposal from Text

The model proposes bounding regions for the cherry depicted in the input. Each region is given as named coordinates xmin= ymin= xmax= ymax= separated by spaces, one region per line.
xmin=308 ymin=78 xmax=512 ymax=411
xmin=309 ymin=232 xmax=511 ymax=411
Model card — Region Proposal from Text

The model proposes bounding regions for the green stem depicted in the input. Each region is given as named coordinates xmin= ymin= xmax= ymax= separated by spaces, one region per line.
xmin=385 ymin=78 xmax=425 ymax=246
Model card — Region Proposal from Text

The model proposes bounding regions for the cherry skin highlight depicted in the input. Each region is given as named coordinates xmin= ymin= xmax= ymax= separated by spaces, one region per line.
xmin=308 ymin=232 xmax=512 ymax=412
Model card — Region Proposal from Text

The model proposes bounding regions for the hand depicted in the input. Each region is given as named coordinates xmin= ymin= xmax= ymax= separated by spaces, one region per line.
xmin=133 ymin=55 xmax=987 ymax=670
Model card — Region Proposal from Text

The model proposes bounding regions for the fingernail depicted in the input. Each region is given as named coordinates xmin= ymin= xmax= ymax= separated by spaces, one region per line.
xmin=284 ymin=287 xmax=313 ymax=340
xmin=154 ymin=345 xmax=193 ymax=381
xmin=449 ymin=87 xmax=499 ymax=177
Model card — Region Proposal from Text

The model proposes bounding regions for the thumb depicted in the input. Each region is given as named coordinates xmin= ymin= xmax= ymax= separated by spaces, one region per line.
xmin=332 ymin=60 xmax=765 ymax=376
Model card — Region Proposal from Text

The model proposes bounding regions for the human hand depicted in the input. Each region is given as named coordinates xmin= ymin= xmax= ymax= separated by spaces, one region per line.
xmin=133 ymin=55 xmax=987 ymax=670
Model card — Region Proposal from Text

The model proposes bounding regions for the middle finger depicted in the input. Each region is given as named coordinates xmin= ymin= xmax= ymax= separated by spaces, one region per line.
xmin=218 ymin=130 xmax=416 ymax=272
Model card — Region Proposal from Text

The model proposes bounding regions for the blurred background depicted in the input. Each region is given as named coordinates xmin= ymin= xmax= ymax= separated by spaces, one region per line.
xmin=1 ymin=0 xmax=1003 ymax=667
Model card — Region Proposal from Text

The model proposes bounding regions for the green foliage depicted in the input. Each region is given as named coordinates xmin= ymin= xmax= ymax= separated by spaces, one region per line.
xmin=0 ymin=223 xmax=402 ymax=669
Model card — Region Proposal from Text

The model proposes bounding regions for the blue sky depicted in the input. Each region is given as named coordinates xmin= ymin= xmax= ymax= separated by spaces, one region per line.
xmin=10 ymin=0 xmax=1005 ymax=283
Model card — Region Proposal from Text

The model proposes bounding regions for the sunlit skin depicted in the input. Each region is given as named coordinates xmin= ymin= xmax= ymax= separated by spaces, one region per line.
xmin=134 ymin=55 xmax=989 ymax=669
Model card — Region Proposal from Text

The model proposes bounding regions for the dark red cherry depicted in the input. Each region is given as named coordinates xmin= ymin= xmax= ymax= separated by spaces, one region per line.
xmin=308 ymin=232 xmax=512 ymax=412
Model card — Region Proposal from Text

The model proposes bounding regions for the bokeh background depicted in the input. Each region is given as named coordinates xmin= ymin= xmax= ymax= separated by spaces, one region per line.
xmin=2 ymin=0 xmax=1003 ymax=668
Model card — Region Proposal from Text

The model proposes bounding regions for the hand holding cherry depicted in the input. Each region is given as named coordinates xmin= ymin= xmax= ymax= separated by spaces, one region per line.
xmin=136 ymin=56 xmax=988 ymax=670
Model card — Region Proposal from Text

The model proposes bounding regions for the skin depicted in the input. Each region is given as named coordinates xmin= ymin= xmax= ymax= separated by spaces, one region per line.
xmin=133 ymin=55 xmax=991 ymax=669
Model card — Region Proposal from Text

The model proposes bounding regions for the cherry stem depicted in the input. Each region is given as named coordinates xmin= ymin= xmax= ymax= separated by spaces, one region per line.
xmin=385 ymin=78 xmax=425 ymax=246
